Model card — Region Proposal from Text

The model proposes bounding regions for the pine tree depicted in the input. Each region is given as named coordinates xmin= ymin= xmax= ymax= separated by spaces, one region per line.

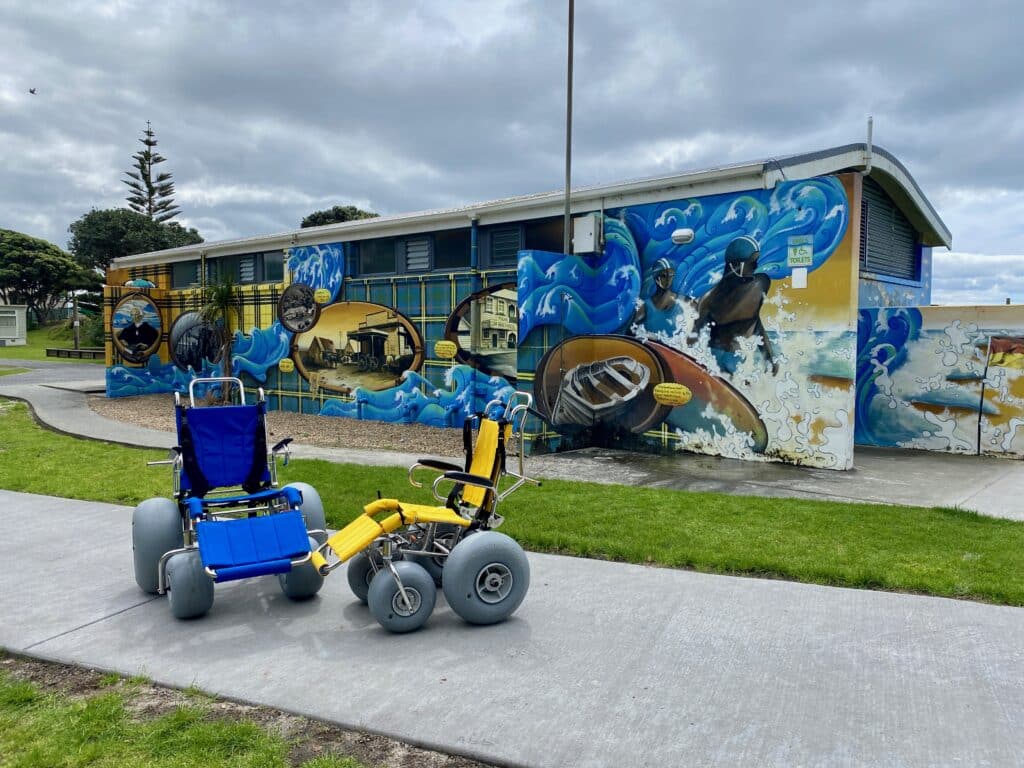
xmin=122 ymin=122 xmax=180 ymax=222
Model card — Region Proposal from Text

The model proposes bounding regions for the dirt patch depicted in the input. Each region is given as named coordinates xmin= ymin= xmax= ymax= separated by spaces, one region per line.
xmin=88 ymin=393 xmax=466 ymax=458
xmin=1 ymin=654 xmax=494 ymax=768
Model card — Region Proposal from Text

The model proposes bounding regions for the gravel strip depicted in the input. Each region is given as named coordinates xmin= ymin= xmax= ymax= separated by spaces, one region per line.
xmin=87 ymin=393 xmax=465 ymax=458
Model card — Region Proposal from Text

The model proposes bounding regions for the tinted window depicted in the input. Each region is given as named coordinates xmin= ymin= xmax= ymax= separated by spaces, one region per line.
xmin=434 ymin=228 xmax=471 ymax=269
xmin=359 ymin=239 xmax=396 ymax=274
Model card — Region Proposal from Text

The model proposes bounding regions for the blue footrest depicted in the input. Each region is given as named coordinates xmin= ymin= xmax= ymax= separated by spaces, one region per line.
xmin=197 ymin=510 xmax=310 ymax=583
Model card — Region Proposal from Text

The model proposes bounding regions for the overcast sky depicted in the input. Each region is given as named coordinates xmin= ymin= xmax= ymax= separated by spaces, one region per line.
xmin=1 ymin=0 xmax=1021 ymax=305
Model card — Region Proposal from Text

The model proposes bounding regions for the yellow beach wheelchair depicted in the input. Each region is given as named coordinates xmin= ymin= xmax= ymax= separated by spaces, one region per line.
xmin=312 ymin=391 xmax=539 ymax=632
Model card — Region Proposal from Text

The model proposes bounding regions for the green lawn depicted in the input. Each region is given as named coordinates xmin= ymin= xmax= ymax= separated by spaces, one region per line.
xmin=3 ymin=397 xmax=1024 ymax=605
xmin=0 ymin=668 xmax=362 ymax=768
xmin=0 ymin=367 xmax=30 ymax=377
xmin=0 ymin=324 xmax=104 ymax=363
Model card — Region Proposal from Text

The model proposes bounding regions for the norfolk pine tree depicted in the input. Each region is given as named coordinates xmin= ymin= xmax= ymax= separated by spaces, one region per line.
xmin=122 ymin=122 xmax=180 ymax=222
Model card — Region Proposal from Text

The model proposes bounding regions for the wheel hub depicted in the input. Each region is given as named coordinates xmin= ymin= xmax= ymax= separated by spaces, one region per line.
xmin=391 ymin=587 xmax=421 ymax=616
xmin=475 ymin=562 xmax=513 ymax=604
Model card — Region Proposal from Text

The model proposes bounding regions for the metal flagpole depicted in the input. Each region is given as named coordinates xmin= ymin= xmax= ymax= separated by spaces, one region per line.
xmin=563 ymin=0 xmax=574 ymax=255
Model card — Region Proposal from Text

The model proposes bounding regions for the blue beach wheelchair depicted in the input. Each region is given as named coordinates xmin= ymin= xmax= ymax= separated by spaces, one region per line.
xmin=131 ymin=377 xmax=327 ymax=619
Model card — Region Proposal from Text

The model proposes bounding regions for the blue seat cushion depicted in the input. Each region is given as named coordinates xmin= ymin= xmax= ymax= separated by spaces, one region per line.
xmin=196 ymin=510 xmax=310 ymax=582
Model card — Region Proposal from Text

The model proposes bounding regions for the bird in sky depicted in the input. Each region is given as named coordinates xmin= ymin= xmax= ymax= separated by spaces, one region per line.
xmin=28 ymin=88 xmax=36 ymax=95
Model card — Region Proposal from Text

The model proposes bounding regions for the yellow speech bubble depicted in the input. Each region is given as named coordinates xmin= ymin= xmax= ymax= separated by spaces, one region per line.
xmin=434 ymin=340 xmax=458 ymax=360
xmin=653 ymin=382 xmax=692 ymax=407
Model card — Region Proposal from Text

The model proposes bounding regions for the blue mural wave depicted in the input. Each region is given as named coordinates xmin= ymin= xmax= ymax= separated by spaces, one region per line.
xmin=318 ymin=365 xmax=514 ymax=428
xmin=107 ymin=322 xmax=293 ymax=397
xmin=231 ymin=322 xmax=291 ymax=383
xmin=518 ymin=227 xmax=641 ymax=340
xmin=854 ymin=307 xmax=922 ymax=444
xmin=288 ymin=242 xmax=346 ymax=303
xmin=518 ymin=178 xmax=848 ymax=339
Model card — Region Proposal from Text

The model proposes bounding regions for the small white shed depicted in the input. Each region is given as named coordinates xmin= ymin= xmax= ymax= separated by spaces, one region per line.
xmin=0 ymin=305 xmax=28 ymax=346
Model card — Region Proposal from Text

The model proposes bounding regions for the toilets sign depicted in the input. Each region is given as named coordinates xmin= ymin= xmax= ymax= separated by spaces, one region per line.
xmin=787 ymin=235 xmax=814 ymax=267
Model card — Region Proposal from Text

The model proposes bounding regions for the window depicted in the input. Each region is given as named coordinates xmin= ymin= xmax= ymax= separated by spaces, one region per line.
xmin=860 ymin=177 xmax=919 ymax=281
xmin=263 ymin=251 xmax=284 ymax=282
xmin=524 ymin=217 xmax=564 ymax=253
xmin=359 ymin=238 xmax=396 ymax=274
xmin=172 ymin=260 xmax=201 ymax=288
xmin=204 ymin=258 xmax=219 ymax=284
xmin=434 ymin=228 xmax=471 ymax=269
xmin=404 ymin=237 xmax=431 ymax=271
xmin=489 ymin=226 xmax=521 ymax=266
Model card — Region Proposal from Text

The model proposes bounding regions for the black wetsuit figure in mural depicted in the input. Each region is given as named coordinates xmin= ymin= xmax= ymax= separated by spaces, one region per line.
xmin=694 ymin=235 xmax=778 ymax=375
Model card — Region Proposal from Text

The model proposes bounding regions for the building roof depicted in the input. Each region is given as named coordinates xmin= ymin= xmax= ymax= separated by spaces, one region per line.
xmin=113 ymin=143 xmax=951 ymax=268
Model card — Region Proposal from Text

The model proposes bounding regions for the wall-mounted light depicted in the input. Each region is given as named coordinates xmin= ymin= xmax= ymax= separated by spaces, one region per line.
xmin=671 ymin=228 xmax=695 ymax=245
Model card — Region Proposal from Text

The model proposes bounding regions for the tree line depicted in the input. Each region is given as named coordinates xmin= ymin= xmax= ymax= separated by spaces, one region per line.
xmin=0 ymin=123 xmax=375 ymax=330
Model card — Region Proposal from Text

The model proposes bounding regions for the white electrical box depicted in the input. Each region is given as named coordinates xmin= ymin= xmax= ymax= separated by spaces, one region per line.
xmin=572 ymin=212 xmax=602 ymax=254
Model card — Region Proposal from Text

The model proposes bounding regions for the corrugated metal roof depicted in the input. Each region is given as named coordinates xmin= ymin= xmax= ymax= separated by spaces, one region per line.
xmin=113 ymin=143 xmax=950 ymax=267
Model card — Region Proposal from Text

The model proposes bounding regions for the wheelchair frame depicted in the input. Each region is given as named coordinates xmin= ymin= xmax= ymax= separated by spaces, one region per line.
xmin=146 ymin=377 xmax=319 ymax=595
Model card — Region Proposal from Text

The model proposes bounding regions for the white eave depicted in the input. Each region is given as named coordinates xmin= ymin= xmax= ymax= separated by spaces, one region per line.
xmin=113 ymin=143 xmax=950 ymax=269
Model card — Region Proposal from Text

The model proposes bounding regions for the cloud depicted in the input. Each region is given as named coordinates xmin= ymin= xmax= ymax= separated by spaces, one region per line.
xmin=0 ymin=0 xmax=1021 ymax=304
xmin=932 ymin=251 xmax=1024 ymax=305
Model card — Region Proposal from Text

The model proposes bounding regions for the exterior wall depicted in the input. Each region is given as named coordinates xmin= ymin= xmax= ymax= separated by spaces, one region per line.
xmin=518 ymin=173 xmax=859 ymax=469
xmin=856 ymin=305 xmax=1024 ymax=458
xmin=104 ymin=242 xmax=517 ymax=428
xmin=858 ymin=246 xmax=932 ymax=307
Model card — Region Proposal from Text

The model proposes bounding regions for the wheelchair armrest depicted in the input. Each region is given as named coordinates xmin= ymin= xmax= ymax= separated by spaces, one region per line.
xmin=417 ymin=458 xmax=462 ymax=473
xmin=408 ymin=458 xmax=463 ymax=488
xmin=441 ymin=471 xmax=495 ymax=492
xmin=272 ymin=437 xmax=293 ymax=453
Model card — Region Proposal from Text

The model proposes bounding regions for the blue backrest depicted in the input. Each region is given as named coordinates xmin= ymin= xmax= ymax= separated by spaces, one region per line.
xmin=176 ymin=403 xmax=270 ymax=494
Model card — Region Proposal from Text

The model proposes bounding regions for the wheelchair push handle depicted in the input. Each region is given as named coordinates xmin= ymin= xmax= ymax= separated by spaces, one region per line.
xmin=188 ymin=376 xmax=246 ymax=406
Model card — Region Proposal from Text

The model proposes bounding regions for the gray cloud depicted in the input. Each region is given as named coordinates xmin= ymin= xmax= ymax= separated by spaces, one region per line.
xmin=1 ymin=0 xmax=1022 ymax=304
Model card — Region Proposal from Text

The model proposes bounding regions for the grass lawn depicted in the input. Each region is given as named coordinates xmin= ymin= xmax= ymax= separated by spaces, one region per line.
xmin=3 ymin=398 xmax=1024 ymax=605
xmin=0 ymin=666 xmax=363 ymax=768
xmin=0 ymin=367 xmax=30 ymax=377
xmin=0 ymin=324 xmax=104 ymax=364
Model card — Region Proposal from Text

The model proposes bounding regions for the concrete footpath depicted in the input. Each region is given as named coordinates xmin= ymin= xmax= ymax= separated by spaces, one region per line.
xmin=4 ymin=490 xmax=1024 ymax=767
xmin=5 ymin=360 xmax=1024 ymax=518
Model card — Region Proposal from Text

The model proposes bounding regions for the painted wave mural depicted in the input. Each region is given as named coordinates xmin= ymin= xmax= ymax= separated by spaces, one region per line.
xmin=288 ymin=242 xmax=346 ymax=303
xmin=519 ymin=177 xmax=848 ymax=340
xmin=318 ymin=365 xmax=514 ymax=428
xmin=107 ymin=322 xmax=292 ymax=397
xmin=855 ymin=306 xmax=1024 ymax=457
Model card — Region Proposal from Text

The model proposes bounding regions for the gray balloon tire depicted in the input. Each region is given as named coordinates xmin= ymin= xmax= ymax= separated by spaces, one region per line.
xmin=132 ymin=497 xmax=184 ymax=594
xmin=346 ymin=550 xmax=403 ymax=604
xmin=278 ymin=537 xmax=325 ymax=600
xmin=284 ymin=482 xmax=327 ymax=544
xmin=346 ymin=551 xmax=376 ymax=604
xmin=442 ymin=532 xmax=530 ymax=625
xmin=166 ymin=551 xmax=215 ymax=620
xmin=367 ymin=561 xmax=437 ymax=633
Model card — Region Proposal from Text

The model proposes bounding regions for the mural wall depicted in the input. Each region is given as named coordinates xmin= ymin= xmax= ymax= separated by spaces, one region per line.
xmin=115 ymin=172 xmax=1024 ymax=469
xmin=104 ymin=242 xmax=517 ymax=429
xmin=856 ymin=305 xmax=1024 ymax=457
xmin=859 ymin=246 xmax=932 ymax=308
xmin=518 ymin=174 xmax=859 ymax=469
